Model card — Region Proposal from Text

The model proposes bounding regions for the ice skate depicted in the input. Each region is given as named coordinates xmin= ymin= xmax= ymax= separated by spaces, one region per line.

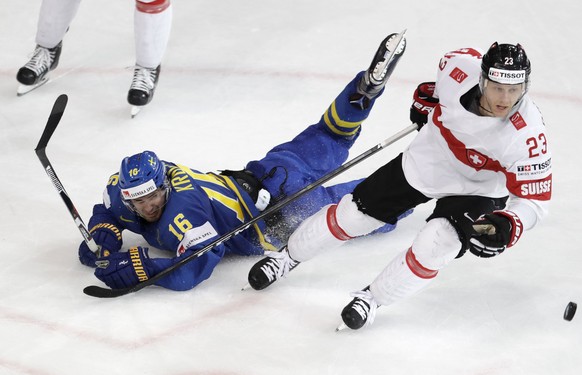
xmin=245 ymin=246 xmax=299 ymax=290
xmin=16 ymin=42 xmax=62 ymax=96
xmin=350 ymin=30 xmax=407 ymax=109
xmin=336 ymin=288 xmax=378 ymax=331
xmin=128 ymin=65 xmax=161 ymax=118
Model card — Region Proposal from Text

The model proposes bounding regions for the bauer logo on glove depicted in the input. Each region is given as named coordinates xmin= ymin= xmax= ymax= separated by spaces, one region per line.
xmin=409 ymin=81 xmax=439 ymax=129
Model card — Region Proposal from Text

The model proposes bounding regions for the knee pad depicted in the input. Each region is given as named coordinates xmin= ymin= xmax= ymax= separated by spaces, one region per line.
xmin=334 ymin=194 xmax=385 ymax=237
xmin=411 ymin=218 xmax=462 ymax=271
xmin=287 ymin=194 xmax=384 ymax=262
xmin=136 ymin=0 xmax=171 ymax=13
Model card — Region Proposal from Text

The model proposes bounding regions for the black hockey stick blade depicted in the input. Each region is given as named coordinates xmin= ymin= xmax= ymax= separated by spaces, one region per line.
xmin=83 ymin=285 xmax=134 ymax=298
xmin=82 ymin=124 xmax=418 ymax=298
xmin=35 ymin=94 xmax=68 ymax=152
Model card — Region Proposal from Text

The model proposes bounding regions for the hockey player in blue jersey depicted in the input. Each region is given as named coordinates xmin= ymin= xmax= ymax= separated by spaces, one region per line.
xmin=80 ymin=32 xmax=408 ymax=291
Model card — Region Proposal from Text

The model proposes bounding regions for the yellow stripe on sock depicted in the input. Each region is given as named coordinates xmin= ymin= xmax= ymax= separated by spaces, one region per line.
xmin=323 ymin=101 xmax=362 ymax=137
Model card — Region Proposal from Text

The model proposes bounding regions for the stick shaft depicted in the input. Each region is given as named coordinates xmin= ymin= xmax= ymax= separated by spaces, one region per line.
xmin=35 ymin=95 xmax=100 ymax=252
xmin=84 ymin=123 xmax=417 ymax=298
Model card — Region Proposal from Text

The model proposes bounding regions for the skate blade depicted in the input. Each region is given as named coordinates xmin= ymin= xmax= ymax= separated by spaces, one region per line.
xmin=335 ymin=322 xmax=348 ymax=332
xmin=370 ymin=30 xmax=407 ymax=84
xmin=16 ymin=77 xmax=49 ymax=96
xmin=130 ymin=105 xmax=142 ymax=118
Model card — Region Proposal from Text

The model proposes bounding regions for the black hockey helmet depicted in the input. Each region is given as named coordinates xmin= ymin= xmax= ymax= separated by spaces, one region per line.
xmin=480 ymin=42 xmax=531 ymax=90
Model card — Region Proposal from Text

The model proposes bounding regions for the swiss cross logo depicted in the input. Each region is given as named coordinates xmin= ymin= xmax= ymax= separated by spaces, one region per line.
xmin=449 ymin=67 xmax=468 ymax=83
xmin=466 ymin=149 xmax=488 ymax=169
xmin=510 ymin=112 xmax=527 ymax=130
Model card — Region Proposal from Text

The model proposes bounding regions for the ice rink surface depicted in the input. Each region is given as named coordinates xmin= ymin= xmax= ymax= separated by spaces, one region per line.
xmin=0 ymin=1 xmax=581 ymax=374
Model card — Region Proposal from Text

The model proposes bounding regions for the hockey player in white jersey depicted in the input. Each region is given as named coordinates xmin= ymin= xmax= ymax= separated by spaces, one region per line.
xmin=16 ymin=0 xmax=171 ymax=117
xmin=247 ymin=42 xmax=552 ymax=330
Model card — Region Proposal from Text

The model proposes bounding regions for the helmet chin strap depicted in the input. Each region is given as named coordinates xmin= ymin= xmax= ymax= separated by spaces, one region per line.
xmin=478 ymin=95 xmax=495 ymax=117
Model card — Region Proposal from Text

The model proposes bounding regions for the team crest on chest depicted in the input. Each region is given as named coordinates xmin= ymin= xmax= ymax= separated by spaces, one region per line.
xmin=466 ymin=149 xmax=488 ymax=169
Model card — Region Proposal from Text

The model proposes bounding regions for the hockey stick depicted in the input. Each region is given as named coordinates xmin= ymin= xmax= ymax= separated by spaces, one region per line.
xmin=35 ymin=94 xmax=100 ymax=253
xmin=83 ymin=123 xmax=418 ymax=298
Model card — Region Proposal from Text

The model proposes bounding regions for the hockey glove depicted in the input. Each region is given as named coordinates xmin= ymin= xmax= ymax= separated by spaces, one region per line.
xmin=78 ymin=224 xmax=122 ymax=267
xmin=469 ymin=211 xmax=523 ymax=258
xmin=410 ymin=82 xmax=438 ymax=130
xmin=94 ymin=246 xmax=155 ymax=289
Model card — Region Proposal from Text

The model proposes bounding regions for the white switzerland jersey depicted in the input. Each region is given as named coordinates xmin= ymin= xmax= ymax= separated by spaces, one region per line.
xmin=402 ymin=48 xmax=552 ymax=230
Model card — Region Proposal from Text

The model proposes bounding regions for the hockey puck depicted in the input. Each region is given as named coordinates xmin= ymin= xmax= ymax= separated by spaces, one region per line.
xmin=564 ymin=302 xmax=577 ymax=321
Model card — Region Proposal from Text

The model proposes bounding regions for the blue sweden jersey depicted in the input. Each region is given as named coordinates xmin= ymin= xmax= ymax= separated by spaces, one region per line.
xmin=86 ymin=72 xmax=402 ymax=291
xmin=89 ymin=163 xmax=269 ymax=290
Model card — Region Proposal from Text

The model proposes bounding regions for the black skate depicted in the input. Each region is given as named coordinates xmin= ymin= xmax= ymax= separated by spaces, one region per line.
xmin=16 ymin=42 xmax=62 ymax=96
xmin=350 ymin=31 xmax=407 ymax=109
xmin=336 ymin=287 xmax=378 ymax=331
xmin=247 ymin=246 xmax=299 ymax=290
xmin=128 ymin=65 xmax=161 ymax=117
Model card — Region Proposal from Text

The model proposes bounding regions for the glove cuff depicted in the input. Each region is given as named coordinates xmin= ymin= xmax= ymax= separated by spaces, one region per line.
xmin=90 ymin=223 xmax=122 ymax=253
xmin=128 ymin=246 xmax=153 ymax=282
xmin=493 ymin=210 xmax=523 ymax=248
xmin=416 ymin=82 xmax=438 ymax=102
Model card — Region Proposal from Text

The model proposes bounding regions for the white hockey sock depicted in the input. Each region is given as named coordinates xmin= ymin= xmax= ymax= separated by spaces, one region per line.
xmin=288 ymin=194 xmax=384 ymax=262
xmin=134 ymin=0 xmax=172 ymax=68
xmin=369 ymin=248 xmax=437 ymax=306
xmin=287 ymin=204 xmax=345 ymax=262
xmin=36 ymin=0 xmax=81 ymax=48
xmin=369 ymin=218 xmax=461 ymax=306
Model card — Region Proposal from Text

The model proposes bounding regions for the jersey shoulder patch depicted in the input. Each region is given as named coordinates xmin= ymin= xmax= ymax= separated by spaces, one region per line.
xmin=176 ymin=221 xmax=219 ymax=256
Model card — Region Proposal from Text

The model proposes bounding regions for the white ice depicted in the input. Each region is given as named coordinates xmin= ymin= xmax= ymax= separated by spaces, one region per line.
xmin=0 ymin=1 xmax=581 ymax=374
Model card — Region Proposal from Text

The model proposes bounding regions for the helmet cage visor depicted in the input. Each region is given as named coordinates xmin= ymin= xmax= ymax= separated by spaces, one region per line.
xmin=479 ymin=69 xmax=529 ymax=107
xmin=120 ymin=178 xmax=170 ymax=217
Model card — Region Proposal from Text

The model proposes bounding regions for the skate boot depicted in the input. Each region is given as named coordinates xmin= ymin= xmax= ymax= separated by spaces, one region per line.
xmin=336 ymin=287 xmax=379 ymax=331
xmin=350 ymin=31 xmax=407 ymax=109
xmin=128 ymin=65 xmax=161 ymax=117
xmin=247 ymin=246 xmax=299 ymax=290
xmin=16 ymin=42 xmax=62 ymax=96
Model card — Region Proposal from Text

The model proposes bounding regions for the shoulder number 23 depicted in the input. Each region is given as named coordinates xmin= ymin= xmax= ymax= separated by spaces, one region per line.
xmin=526 ymin=133 xmax=547 ymax=158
